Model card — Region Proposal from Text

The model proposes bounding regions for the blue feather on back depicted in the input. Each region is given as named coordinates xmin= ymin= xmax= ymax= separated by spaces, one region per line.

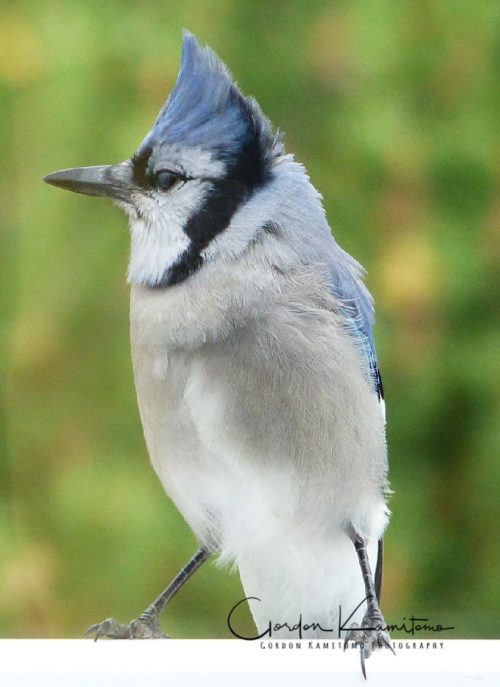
xmin=327 ymin=252 xmax=384 ymax=402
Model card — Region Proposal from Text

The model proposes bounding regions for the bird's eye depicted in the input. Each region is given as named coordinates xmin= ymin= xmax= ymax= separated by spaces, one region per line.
xmin=155 ymin=170 xmax=180 ymax=191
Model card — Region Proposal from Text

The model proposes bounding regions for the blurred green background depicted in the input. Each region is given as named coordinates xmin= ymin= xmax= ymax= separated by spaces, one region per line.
xmin=1 ymin=0 xmax=499 ymax=639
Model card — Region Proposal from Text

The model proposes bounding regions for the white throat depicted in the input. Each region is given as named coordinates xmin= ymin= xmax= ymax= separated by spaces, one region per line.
xmin=125 ymin=181 xmax=207 ymax=286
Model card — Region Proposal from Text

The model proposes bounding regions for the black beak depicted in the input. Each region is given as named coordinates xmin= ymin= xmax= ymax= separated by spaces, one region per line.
xmin=43 ymin=163 xmax=132 ymax=202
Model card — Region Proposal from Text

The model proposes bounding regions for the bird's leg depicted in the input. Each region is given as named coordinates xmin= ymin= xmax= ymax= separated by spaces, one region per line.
xmin=344 ymin=528 xmax=394 ymax=678
xmin=85 ymin=546 xmax=211 ymax=640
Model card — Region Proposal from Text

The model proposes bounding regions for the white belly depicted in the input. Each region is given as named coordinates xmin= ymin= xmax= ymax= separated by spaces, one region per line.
xmin=128 ymin=269 xmax=389 ymax=637
xmin=132 ymin=344 xmax=386 ymax=638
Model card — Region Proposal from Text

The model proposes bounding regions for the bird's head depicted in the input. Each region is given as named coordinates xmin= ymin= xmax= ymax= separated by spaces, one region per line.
xmin=44 ymin=31 xmax=289 ymax=287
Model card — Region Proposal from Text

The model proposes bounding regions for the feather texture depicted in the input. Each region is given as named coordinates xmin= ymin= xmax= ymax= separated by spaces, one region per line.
xmin=125 ymin=33 xmax=390 ymax=637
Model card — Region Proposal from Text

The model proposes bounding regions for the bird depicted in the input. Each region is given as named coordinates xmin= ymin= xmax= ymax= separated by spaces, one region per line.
xmin=44 ymin=31 xmax=393 ymax=674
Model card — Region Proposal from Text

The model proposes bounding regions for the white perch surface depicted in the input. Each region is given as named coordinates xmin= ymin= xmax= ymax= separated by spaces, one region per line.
xmin=0 ymin=639 xmax=497 ymax=686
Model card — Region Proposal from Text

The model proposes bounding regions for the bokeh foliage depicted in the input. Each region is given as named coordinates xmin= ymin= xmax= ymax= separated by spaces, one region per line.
xmin=1 ymin=0 xmax=499 ymax=638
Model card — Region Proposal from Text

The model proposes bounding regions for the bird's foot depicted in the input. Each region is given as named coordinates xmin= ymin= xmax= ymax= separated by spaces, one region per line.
xmin=85 ymin=613 xmax=169 ymax=640
xmin=344 ymin=610 xmax=394 ymax=678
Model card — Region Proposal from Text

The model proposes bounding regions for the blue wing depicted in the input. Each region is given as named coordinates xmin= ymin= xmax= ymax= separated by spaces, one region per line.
xmin=327 ymin=248 xmax=384 ymax=404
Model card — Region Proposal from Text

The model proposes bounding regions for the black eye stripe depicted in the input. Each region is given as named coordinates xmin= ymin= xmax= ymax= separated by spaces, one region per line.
xmin=131 ymin=146 xmax=153 ymax=187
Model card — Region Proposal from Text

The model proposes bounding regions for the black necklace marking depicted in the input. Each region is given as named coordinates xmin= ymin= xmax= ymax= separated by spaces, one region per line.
xmin=154 ymin=120 xmax=272 ymax=288
xmin=140 ymin=86 xmax=276 ymax=289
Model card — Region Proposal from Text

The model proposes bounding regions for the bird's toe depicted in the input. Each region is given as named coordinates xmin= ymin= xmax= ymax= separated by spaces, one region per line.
xmin=84 ymin=614 xmax=169 ymax=640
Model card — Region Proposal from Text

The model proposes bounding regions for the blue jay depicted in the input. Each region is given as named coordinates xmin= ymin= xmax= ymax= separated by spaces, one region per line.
xmin=44 ymin=31 xmax=392 ymax=673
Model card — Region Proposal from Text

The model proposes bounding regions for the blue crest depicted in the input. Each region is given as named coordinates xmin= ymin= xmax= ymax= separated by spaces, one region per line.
xmin=140 ymin=31 xmax=282 ymax=169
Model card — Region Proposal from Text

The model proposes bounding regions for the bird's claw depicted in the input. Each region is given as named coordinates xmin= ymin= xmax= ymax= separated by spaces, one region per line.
xmin=344 ymin=613 xmax=394 ymax=679
xmin=85 ymin=614 xmax=169 ymax=640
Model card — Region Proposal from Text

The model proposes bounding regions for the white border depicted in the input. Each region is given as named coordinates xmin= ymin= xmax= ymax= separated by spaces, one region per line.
xmin=0 ymin=640 xmax=498 ymax=685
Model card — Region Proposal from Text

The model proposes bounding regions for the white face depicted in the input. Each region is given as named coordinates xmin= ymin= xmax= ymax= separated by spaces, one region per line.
xmin=123 ymin=178 xmax=208 ymax=287
xmin=116 ymin=144 xmax=226 ymax=287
